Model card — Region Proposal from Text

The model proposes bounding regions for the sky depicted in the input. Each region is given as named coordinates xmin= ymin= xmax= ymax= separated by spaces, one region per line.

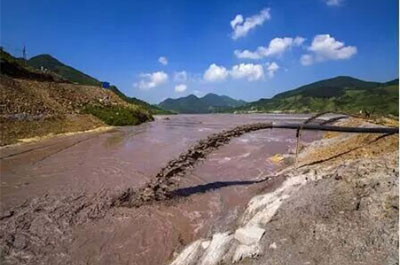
xmin=1 ymin=0 xmax=398 ymax=104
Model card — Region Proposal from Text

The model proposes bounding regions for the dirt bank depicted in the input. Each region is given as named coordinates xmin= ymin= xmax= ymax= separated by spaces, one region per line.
xmin=0 ymin=76 xmax=152 ymax=145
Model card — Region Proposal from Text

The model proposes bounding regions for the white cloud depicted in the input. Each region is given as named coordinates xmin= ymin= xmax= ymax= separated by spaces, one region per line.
xmin=174 ymin=71 xmax=187 ymax=82
xmin=203 ymin=62 xmax=280 ymax=82
xmin=234 ymin=36 xmax=305 ymax=59
xmin=158 ymin=56 xmax=168 ymax=65
xmin=135 ymin=71 xmax=168 ymax=90
xmin=300 ymin=54 xmax=313 ymax=66
xmin=203 ymin=64 xmax=229 ymax=82
xmin=234 ymin=49 xmax=262 ymax=60
xmin=230 ymin=15 xmax=244 ymax=29
xmin=266 ymin=62 xmax=279 ymax=78
xmin=260 ymin=37 xmax=305 ymax=57
xmin=326 ymin=0 xmax=343 ymax=6
xmin=230 ymin=63 xmax=264 ymax=81
xmin=301 ymin=34 xmax=357 ymax=65
xmin=174 ymin=84 xmax=187 ymax=93
xmin=231 ymin=8 xmax=271 ymax=40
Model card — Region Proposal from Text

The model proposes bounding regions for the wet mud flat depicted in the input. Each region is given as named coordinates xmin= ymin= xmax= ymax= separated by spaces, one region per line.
xmin=0 ymin=114 xmax=322 ymax=265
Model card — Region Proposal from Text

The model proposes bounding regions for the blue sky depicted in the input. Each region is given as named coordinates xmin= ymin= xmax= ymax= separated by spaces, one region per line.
xmin=1 ymin=0 xmax=398 ymax=103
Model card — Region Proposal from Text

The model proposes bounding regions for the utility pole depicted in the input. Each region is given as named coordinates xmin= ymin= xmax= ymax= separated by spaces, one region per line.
xmin=22 ymin=45 xmax=27 ymax=60
xmin=22 ymin=44 xmax=27 ymax=66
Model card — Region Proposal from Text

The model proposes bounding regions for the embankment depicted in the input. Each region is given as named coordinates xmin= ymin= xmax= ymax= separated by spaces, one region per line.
xmin=0 ymin=76 xmax=153 ymax=145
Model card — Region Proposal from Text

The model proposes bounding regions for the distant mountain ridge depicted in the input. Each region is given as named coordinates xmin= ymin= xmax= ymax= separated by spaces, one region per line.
xmin=159 ymin=93 xmax=246 ymax=114
xmin=232 ymin=76 xmax=398 ymax=116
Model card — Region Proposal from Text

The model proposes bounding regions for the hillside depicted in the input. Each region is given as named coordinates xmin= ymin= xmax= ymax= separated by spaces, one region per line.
xmin=0 ymin=49 xmax=67 ymax=82
xmin=232 ymin=76 xmax=399 ymax=116
xmin=28 ymin=54 xmax=101 ymax=86
xmin=108 ymin=85 xmax=174 ymax=115
xmin=159 ymin=93 xmax=246 ymax=114
xmin=27 ymin=53 xmax=170 ymax=114
xmin=0 ymin=50 xmax=153 ymax=146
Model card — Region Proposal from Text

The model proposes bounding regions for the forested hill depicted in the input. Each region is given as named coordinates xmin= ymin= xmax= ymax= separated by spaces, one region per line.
xmin=231 ymin=76 xmax=398 ymax=116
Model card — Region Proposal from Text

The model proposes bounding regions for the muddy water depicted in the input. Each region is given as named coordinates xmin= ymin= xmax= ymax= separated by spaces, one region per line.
xmin=0 ymin=114 xmax=321 ymax=265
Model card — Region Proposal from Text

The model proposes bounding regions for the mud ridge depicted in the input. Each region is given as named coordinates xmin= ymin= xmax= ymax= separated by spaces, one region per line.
xmin=112 ymin=122 xmax=274 ymax=207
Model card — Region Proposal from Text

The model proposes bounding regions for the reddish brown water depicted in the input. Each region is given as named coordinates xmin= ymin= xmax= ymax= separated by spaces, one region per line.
xmin=0 ymin=114 xmax=321 ymax=265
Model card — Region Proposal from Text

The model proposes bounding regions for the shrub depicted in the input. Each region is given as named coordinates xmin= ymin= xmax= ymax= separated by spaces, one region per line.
xmin=83 ymin=104 xmax=153 ymax=126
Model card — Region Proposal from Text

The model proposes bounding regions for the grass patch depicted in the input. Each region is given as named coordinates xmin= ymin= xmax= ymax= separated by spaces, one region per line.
xmin=83 ymin=104 xmax=153 ymax=126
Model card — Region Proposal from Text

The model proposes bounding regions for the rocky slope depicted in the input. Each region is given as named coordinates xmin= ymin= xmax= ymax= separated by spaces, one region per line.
xmin=0 ymin=76 xmax=153 ymax=145
xmin=169 ymin=118 xmax=399 ymax=265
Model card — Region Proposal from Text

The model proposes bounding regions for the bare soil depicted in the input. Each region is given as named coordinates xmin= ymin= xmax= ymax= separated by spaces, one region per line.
xmin=0 ymin=76 xmax=150 ymax=145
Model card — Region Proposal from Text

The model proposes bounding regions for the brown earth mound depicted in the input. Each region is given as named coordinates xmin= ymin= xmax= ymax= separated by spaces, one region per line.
xmin=0 ymin=76 xmax=152 ymax=145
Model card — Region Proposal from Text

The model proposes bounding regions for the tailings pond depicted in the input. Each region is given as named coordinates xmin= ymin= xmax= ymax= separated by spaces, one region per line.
xmin=0 ymin=114 xmax=322 ymax=265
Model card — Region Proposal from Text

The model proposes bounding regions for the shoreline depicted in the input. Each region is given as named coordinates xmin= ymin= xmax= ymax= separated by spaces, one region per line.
xmin=0 ymin=125 xmax=115 ymax=150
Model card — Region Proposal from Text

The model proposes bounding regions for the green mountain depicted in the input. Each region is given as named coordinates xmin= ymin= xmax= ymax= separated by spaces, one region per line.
xmin=28 ymin=54 xmax=101 ymax=86
xmin=159 ymin=93 xmax=246 ymax=114
xmin=0 ymin=49 xmax=66 ymax=82
xmin=26 ymin=53 xmax=170 ymax=114
xmin=232 ymin=76 xmax=399 ymax=116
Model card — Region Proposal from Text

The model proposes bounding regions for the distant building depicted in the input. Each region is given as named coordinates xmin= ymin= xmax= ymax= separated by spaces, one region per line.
xmin=102 ymin=82 xmax=110 ymax=89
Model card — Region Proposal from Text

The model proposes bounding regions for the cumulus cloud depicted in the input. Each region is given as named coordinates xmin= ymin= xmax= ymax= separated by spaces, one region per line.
xmin=300 ymin=54 xmax=313 ymax=66
xmin=158 ymin=56 xmax=168 ymax=65
xmin=202 ymin=63 xmax=280 ymax=82
xmin=174 ymin=71 xmax=187 ymax=82
xmin=230 ymin=15 xmax=244 ymax=29
xmin=300 ymin=34 xmax=357 ymax=65
xmin=234 ymin=49 xmax=262 ymax=60
xmin=135 ymin=71 xmax=168 ymax=90
xmin=231 ymin=8 xmax=271 ymax=40
xmin=234 ymin=36 xmax=305 ymax=59
xmin=266 ymin=62 xmax=279 ymax=78
xmin=230 ymin=63 xmax=264 ymax=81
xmin=326 ymin=0 xmax=343 ymax=6
xmin=174 ymin=84 xmax=187 ymax=93
xmin=203 ymin=64 xmax=229 ymax=82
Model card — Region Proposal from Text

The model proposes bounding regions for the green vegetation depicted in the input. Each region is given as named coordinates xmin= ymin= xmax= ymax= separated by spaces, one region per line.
xmin=82 ymin=104 xmax=153 ymax=126
xmin=231 ymin=76 xmax=399 ymax=116
xmin=28 ymin=54 xmax=101 ymax=86
xmin=0 ymin=49 xmax=64 ymax=82
xmin=159 ymin=93 xmax=246 ymax=114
